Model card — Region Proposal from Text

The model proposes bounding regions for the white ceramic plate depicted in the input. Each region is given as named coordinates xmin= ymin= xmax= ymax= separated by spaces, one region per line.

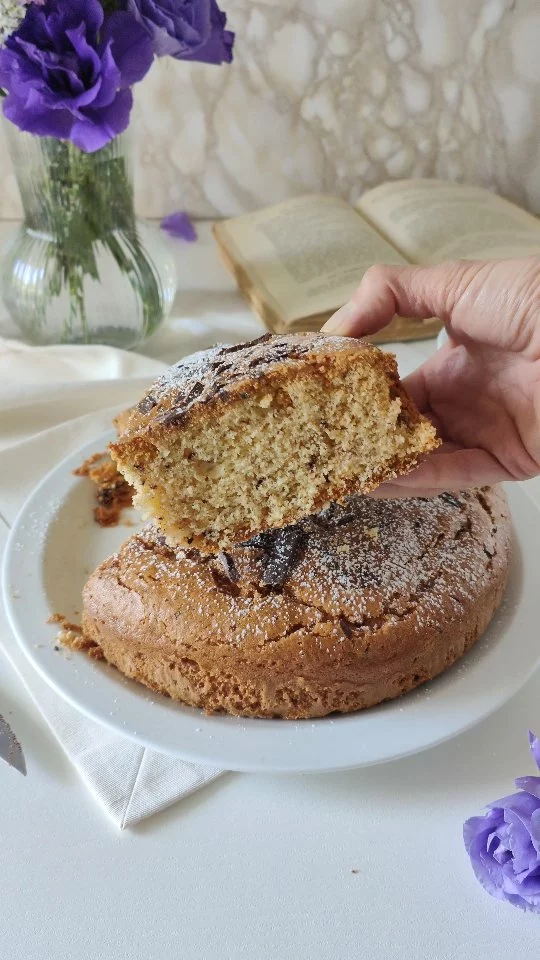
xmin=3 ymin=431 xmax=539 ymax=773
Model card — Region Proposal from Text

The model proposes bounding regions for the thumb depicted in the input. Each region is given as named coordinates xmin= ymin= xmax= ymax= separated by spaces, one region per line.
xmin=322 ymin=261 xmax=471 ymax=338
xmin=322 ymin=257 xmax=540 ymax=356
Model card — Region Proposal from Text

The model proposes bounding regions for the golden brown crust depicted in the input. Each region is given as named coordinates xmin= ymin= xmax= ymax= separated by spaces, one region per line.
xmin=112 ymin=334 xmax=426 ymax=447
xmin=78 ymin=487 xmax=511 ymax=720
xmin=112 ymin=408 xmax=135 ymax=437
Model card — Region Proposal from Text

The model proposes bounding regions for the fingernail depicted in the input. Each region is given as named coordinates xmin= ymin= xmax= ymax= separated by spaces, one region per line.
xmin=322 ymin=300 xmax=358 ymax=334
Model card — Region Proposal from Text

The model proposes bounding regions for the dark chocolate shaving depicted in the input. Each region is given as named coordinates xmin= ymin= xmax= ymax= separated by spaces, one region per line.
xmin=160 ymin=409 xmax=188 ymax=426
xmin=259 ymin=527 xmax=308 ymax=589
xmin=184 ymin=381 xmax=205 ymax=403
xmin=315 ymin=502 xmax=355 ymax=528
xmin=246 ymin=341 xmax=314 ymax=369
xmin=209 ymin=360 xmax=233 ymax=374
xmin=289 ymin=344 xmax=312 ymax=357
xmin=339 ymin=617 xmax=360 ymax=640
xmin=243 ymin=529 xmax=277 ymax=550
xmin=160 ymin=380 xmax=205 ymax=425
xmin=217 ymin=551 xmax=239 ymax=583
xmin=247 ymin=347 xmax=290 ymax=368
xmin=439 ymin=493 xmax=462 ymax=508
xmin=138 ymin=394 xmax=157 ymax=413
xmin=220 ymin=333 xmax=273 ymax=354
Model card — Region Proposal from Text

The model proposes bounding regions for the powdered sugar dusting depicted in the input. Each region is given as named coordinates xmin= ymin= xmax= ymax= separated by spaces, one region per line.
xmin=143 ymin=345 xmax=225 ymax=405
xmin=93 ymin=489 xmax=509 ymax=654
xmin=128 ymin=333 xmax=374 ymax=429
xmin=158 ymin=347 xmax=223 ymax=391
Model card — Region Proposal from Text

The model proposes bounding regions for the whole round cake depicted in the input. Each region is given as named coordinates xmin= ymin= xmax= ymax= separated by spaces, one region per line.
xmin=78 ymin=487 xmax=511 ymax=720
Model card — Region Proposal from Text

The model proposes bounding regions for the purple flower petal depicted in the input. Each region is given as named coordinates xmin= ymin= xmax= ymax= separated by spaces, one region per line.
xmin=127 ymin=0 xmax=234 ymax=64
xmin=529 ymin=731 xmax=540 ymax=771
xmin=515 ymin=775 xmax=540 ymax=800
xmin=3 ymin=86 xmax=73 ymax=140
xmin=529 ymin=807 xmax=540 ymax=853
xmin=62 ymin=0 xmax=104 ymax=38
xmin=70 ymin=89 xmax=134 ymax=153
xmin=101 ymin=12 xmax=155 ymax=88
xmin=88 ymin=46 xmax=121 ymax=110
xmin=181 ymin=0 xmax=234 ymax=64
xmin=160 ymin=212 xmax=197 ymax=242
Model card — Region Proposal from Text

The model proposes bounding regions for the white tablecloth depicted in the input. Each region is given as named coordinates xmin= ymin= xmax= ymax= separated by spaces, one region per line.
xmin=1 ymin=222 xmax=540 ymax=958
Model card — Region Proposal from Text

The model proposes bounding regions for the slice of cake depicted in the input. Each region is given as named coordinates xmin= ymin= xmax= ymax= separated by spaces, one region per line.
xmin=73 ymin=488 xmax=511 ymax=720
xmin=111 ymin=333 xmax=439 ymax=552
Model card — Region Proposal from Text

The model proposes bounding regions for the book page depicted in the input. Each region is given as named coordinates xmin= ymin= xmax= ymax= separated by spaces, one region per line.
xmin=214 ymin=194 xmax=407 ymax=324
xmin=357 ymin=179 xmax=540 ymax=264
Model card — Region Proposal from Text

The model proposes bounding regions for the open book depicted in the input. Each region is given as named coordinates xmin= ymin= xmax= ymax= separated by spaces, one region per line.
xmin=213 ymin=179 xmax=540 ymax=343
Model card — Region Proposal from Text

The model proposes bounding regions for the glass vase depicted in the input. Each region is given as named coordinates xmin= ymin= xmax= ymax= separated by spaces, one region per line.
xmin=0 ymin=124 xmax=176 ymax=348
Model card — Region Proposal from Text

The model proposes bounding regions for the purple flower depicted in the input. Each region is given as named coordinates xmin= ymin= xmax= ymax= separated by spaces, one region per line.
xmin=127 ymin=0 xmax=234 ymax=64
xmin=0 ymin=0 xmax=154 ymax=152
xmin=464 ymin=732 xmax=540 ymax=912
xmin=160 ymin=211 xmax=197 ymax=242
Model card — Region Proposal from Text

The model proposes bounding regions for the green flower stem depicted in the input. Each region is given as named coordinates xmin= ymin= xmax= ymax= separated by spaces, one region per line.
xmin=33 ymin=137 xmax=162 ymax=344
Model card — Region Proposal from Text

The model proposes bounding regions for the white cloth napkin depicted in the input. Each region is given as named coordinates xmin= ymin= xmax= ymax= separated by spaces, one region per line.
xmin=0 ymin=338 xmax=224 ymax=829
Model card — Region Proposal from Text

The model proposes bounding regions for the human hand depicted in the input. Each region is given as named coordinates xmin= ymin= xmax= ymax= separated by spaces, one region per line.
xmin=323 ymin=257 xmax=540 ymax=496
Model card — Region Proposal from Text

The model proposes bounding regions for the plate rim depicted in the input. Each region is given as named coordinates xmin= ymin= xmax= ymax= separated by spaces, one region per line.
xmin=2 ymin=430 xmax=540 ymax=773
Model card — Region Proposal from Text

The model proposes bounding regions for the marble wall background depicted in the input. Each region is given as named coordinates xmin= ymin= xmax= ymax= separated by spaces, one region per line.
xmin=1 ymin=0 xmax=540 ymax=219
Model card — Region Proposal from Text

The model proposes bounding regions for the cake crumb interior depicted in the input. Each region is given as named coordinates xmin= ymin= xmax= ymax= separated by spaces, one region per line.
xmin=117 ymin=361 xmax=433 ymax=549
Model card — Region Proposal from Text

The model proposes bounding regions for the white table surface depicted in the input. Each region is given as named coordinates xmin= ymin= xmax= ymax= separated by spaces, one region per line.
xmin=1 ymin=222 xmax=540 ymax=959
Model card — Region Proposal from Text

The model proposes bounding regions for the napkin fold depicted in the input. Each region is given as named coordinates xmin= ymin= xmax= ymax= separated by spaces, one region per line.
xmin=0 ymin=339 xmax=224 ymax=828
